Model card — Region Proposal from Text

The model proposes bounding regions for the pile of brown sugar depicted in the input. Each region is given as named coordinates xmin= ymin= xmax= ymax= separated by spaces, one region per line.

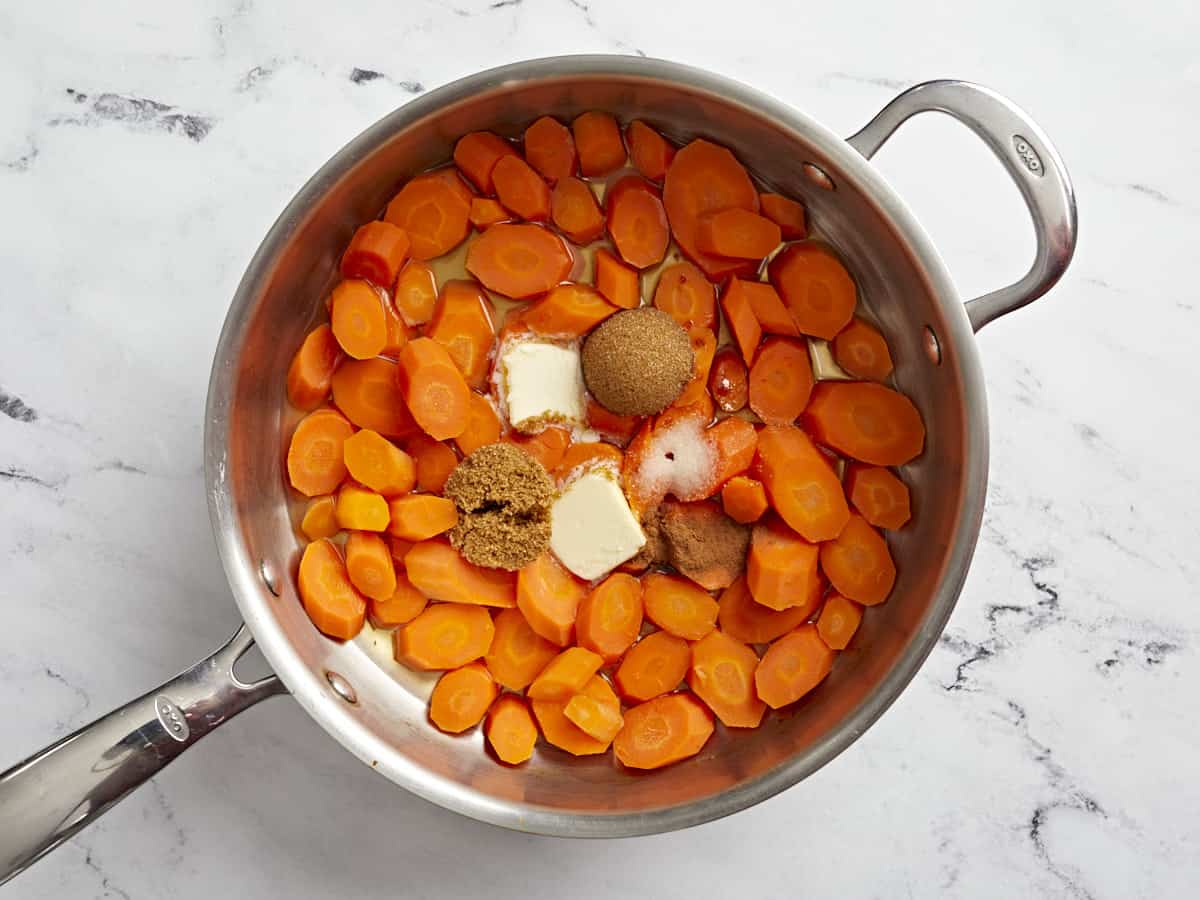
xmin=443 ymin=443 xmax=554 ymax=570
xmin=582 ymin=308 xmax=694 ymax=416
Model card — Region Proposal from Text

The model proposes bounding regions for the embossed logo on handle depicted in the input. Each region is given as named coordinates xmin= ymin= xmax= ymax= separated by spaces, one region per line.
xmin=1012 ymin=135 xmax=1044 ymax=176
xmin=155 ymin=696 xmax=190 ymax=742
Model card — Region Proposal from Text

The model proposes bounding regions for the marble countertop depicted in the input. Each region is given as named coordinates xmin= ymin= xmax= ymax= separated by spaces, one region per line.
xmin=2 ymin=1 xmax=1197 ymax=897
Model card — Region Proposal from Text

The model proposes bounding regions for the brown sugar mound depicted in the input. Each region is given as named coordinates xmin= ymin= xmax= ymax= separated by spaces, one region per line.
xmin=443 ymin=443 xmax=554 ymax=570
xmin=582 ymin=307 xmax=694 ymax=416
xmin=658 ymin=499 xmax=750 ymax=591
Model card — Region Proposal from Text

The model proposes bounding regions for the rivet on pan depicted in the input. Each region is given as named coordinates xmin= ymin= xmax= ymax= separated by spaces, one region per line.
xmin=802 ymin=162 xmax=835 ymax=191
xmin=259 ymin=560 xmax=280 ymax=597
xmin=326 ymin=670 xmax=358 ymax=705
xmin=923 ymin=326 xmax=942 ymax=366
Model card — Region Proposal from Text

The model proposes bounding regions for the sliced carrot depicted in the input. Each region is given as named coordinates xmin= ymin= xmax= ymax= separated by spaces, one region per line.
xmin=394 ymin=602 xmax=495 ymax=670
xmin=549 ymin=176 xmax=604 ymax=244
xmin=340 ymin=220 xmax=410 ymax=288
xmin=564 ymin=690 xmax=624 ymax=744
xmin=368 ymin=573 xmax=428 ymax=628
xmin=575 ymin=572 xmax=643 ymax=663
xmin=387 ymin=536 xmax=414 ymax=563
xmin=585 ymin=398 xmax=641 ymax=446
xmin=697 ymin=208 xmax=781 ymax=260
xmin=626 ymin=119 xmax=675 ymax=182
xmin=755 ymin=623 xmax=834 ymax=708
xmin=532 ymin=675 xmax=617 ymax=756
xmin=614 ymin=693 xmax=714 ymax=770
xmin=708 ymin=416 xmax=757 ymax=488
xmin=845 ymin=463 xmax=911 ymax=529
xmin=335 ymin=482 xmax=390 ymax=532
xmin=330 ymin=357 xmax=417 ymax=439
xmin=344 ymin=530 xmax=397 ymax=601
xmin=469 ymin=196 xmax=510 ymax=230
xmin=652 ymin=261 xmax=715 ymax=331
xmin=720 ymin=278 xmax=763 ymax=364
xmin=485 ymin=607 xmax=559 ymax=690
xmin=453 ymin=130 xmax=517 ymax=195
xmin=817 ymin=593 xmax=862 ymax=650
xmin=492 ymin=154 xmax=552 ymax=222
xmin=614 ymin=630 xmax=690 ymax=702
xmin=405 ymin=435 xmax=459 ymax=493
xmin=819 ymin=513 xmax=896 ymax=606
xmin=721 ymin=475 xmax=768 ymax=524
xmin=803 ymin=381 xmax=925 ymax=465
xmin=287 ymin=324 xmax=342 ymax=411
xmin=769 ymin=243 xmax=857 ymax=339
xmin=287 ymin=408 xmax=354 ymax=496
xmin=301 ymin=494 xmax=340 ymax=540
xmin=672 ymin=327 xmax=717 ymax=412
xmin=527 ymin=646 xmax=604 ymax=701
xmin=523 ymin=116 xmax=576 ymax=183
xmin=386 ymin=494 xmax=458 ymax=541
xmin=380 ymin=294 xmax=412 ymax=359
xmin=343 ymin=428 xmax=416 ymax=496
xmin=429 ymin=661 xmax=497 ymax=733
xmin=384 ymin=168 xmax=473 ymax=261
xmin=832 ymin=318 xmax=894 ymax=381
xmin=748 ymin=336 xmax=815 ymax=425
xmin=330 ymin=279 xmax=388 ymax=360
xmin=298 ymin=539 xmax=366 ymax=640
xmin=427 ymin=280 xmax=496 ymax=390
xmin=708 ymin=346 xmax=749 ymax=413
xmin=688 ymin=630 xmax=765 ymax=728
xmin=505 ymin=425 xmax=571 ymax=471
xmin=466 ymin=223 xmax=573 ymax=299
xmin=523 ymin=283 xmax=618 ymax=338
xmin=641 ymin=572 xmax=718 ymax=640
xmin=394 ymin=260 xmax=439 ymax=326
xmin=740 ymin=279 xmax=800 ymax=338
xmin=485 ymin=694 xmax=538 ymax=764
xmin=754 ymin=424 xmax=850 ymax=542
xmin=516 ymin=552 xmax=586 ymax=646
xmin=746 ymin=516 xmax=821 ymax=611
xmin=593 ymin=247 xmax=640 ymax=309
xmin=572 ymin=111 xmax=625 ymax=176
xmin=396 ymin=337 xmax=471 ymax=441
xmin=553 ymin=440 xmax=623 ymax=482
xmin=759 ymin=192 xmax=808 ymax=240
xmin=717 ymin=576 xmax=814 ymax=644
xmin=455 ymin=392 xmax=502 ymax=456
xmin=606 ymin=176 xmax=670 ymax=270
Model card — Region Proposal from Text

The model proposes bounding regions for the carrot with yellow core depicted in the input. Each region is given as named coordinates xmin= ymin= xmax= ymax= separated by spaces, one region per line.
xmin=394 ymin=603 xmax=495 ymax=670
xmin=396 ymin=337 xmax=471 ymax=441
xmin=344 ymin=531 xmax=397 ymax=601
xmin=298 ymin=539 xmax=366 ymax=640
xmin=404 ymin=539 xmax=517 ymax=607
xmin=485 ymin=608 xmax=559 ymax=690
xmin=429 ymin=662 xmax=498 ymax=733
xmin=613 ymin=693 xmax=714 ymax=770
xmin=287 ymin=409 xmax=353 ymax=497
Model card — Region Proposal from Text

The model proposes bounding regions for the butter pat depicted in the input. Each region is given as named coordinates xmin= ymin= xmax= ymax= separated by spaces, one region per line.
xmin=499 ymin=339 xmax=586 ymax=433
xmin=550 ymin=471 xmax=645 ymax=580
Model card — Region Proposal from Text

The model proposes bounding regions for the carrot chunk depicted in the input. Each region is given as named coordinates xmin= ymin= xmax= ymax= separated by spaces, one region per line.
xmin=330 ymin=279 xmax=388 ymax=360
xmin=287 ymin=324 xmax=342 ymax=411
xmin=720 ymin=278 xmax=763 ymax=364
xmin=754 ymin=424 xmax=850 ymax=542
xmin=533 ymin=675 xmax=619 ymax=755
xmin=403 ymin=539 xmax=517 ymax=607
xmin=615 ymin=630 xmax=690 ymax=702
xmin=384 ymin=168 xmax=473 ymax=260
xmin=721 ymin=475 xmax=768 ymax=524
xmin=748 ymin=336 xmax=815 ymax=425
xmin=708 ymin=346 xmax=748 ymax=413
xmin=819 ymin=513 xmax=896 ymax=606
xmin=298 ymin=539 xmax=366 ymax=640
xmin=717 ymin=576 xmax=813 ymax=644
xmin=301 ymin=494 xmax=340 ymax=540
xmin=287 ymin=408 xmax=354 ymax=497
xmin=427 ymin=280 xmax=497 ymax=390
xmin=343 ymin=429 xmax=416 ymax=496
xmin=572 ymin=111 xmax=625 ymax=176
xmin=453 ymin=130 xmax=517 ymax=194
xmin=817 ymin=593 xmax=863 ymax=650
xmin=803 ymin=381 xmax=925 ymax=466
xmin=671 ymin=327 xmax=717 ymax=414
xmin=396 ymin=337 xmax=472 ymax=441
xmin=485 ymin=607 xmax=559 ymax=690
xmin=769 ymin=243 xmax=857 ymax=339
xmin=492 ymin=154 xmax=552 ymax=222
xmin=368 ymin=573 xmax=428 ymax=628
xmin=469 ymin=196 xmax=511 ymax=230
xmin=505 ymin=425 xmax=571 ymax=471
xmin=455 ymin=392 xmax=502 ymax=456
xmin=653 ymin=261 xmax=716 ymax=331
xmin=466 ymin=223 xmax=573 ymax=299
xmin=576 ymin=572 xmax=644 ymax=663
xmin=405 ymin=434 xmax=459 ymax=493
xmin=344 ymin=530 xmax=397 ymax=601
xmin=523 ymin=283 xmax=618 ymax=338
xmin=340 ymin=220 xmax=410 ymax=288
xmin=708 ymin=416 xmax=758 ymax=489
xmin=746 ymin=516 xmax=822 ymax=612
xmin=614 ymin=693 xmax=714 ymax=770
xmin=759 ymin=192 xmax=808 ymax=239
xmin=688 ymin=630 xmax=765 ymax=728
xmin=486 ymin=694 xmax=538 ymax=764
xmin=754 ymin=624 xmax=835 ymax=708
xmin=386 ymin=494 xmax=458 ymax=541
xmin=330 ymin=357 xmax=417 ymax=439
xmin=523 ymin=116 xmax=577 ymax=183
xmin=564 ymin=690 xmax=624 ymax=744
xmin=697 ymin=208 xmax=781 ymax=260
xmin=550 ymin=176 xmax=605 ymax=244
xmin=832 ymin=318 xmax=894 ymax=381
xmin=394 ymin=602 xmax=495 ymax=670
xmin=516 ymin=552 xmax=587 ymax=646
xmin=742 ymin=279 xmax=800 ymax=338
xmin=527 ymin=646 xmax=604 ymax=701
xmin=606 ymin=176 xmax=669 ymax=269
xmin=379 ymin=294 xmax=412 ymax=360
xmin=626 ymin=119 xmax=675 ymax=182
xmin=394 ymin=260 xmax=439 ymax=326
xmin=594 ymin=247 xmax=640 ymax=309
xmin=335 ymin=482 xmax=390 ymax=532
xmin=845 ymin=463 xmax=911 ymax=529
xmin=553 ymin=441 xmax=623 ymax=482
xmin=429 ymin=662 xmax=497 ymax=733
xmin=585 ymin=399 xmax=642 ymax=446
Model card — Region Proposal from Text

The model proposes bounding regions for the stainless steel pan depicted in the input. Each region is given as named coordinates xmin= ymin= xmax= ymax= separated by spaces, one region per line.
xmin=0 ymin=56 xmax=1076 ymax=882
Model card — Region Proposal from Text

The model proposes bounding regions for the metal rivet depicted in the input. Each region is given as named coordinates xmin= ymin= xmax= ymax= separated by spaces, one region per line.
xmin=802 ymin=162 xmax=835 ymax=191
xmin=923 ymin=326 xmax=942 ymax=365
xmin=259 ymin=560 xmax=280 ymax=597
xmin=325 ymin=670 xmax=357 ymax=704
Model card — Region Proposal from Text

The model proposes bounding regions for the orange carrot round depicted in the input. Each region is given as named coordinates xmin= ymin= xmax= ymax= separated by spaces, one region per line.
xmin=614 ymin=631 xmax=691 ymax=703
xmin=485 ymin=607 xmax=560 ymax=691
xmin=505 ymin=425 xmax=571 ymax=472
xmin=626 ymin=119 xmax=675 ymax=182
xmin=708 ymin=416 xmax=758 ymax=489
xmin=287 ymin=324 xmax=343 ymax=412
xmin=394 ymin=602 xmax=495 ymax=670
xmin=754 ymin=623 xmax=835 ymax=708
xmin=287 ymin=408 xmax=354 ymax=497
xmin=816 ymin=593 xmax=863 ymax=650
xmin=516 ymin=552 xmax=587 ymax=646
xmin=717 ymin=576 xmax=813 ymax=644
xmin=759 ymin=192 xmax=808 ymax=240
xmin=454 ymin=392 xmax=503 ymax=456
xmin=335 ymin=482 xmax=390 ymax=532
xmin=688 ymin=630 xmax=765 ymax=728
xmin=721 ymin=475 xmax=768 ymax=524
xmin=742 ymin=279 xmax=800 ymax=338
xmin=575 ymin=572 xmax=643 ymax=663
xmin=427 ymin=280 xmax=497 ymax=391
xmin=769 ymin=243 xmax=857 ymax=339
xmin=386 ymin=494 xmax=458 ymax=541
xmin=572 ymin=111 xmax=625 ymax=176
xmin=606 ymin=176 xmax=669 ymax=270
xmin=466 ymin=223 xmax=573 ymax=299
xmin=344 ymin=530 xmax=397 ymax=601
xmin=523 ymin=116 xmax=577 ymax=183
xmin=384 ymin=168 xmax=473 ymax=260
xmin=802 ymin=381 xmax=925 ymax=466
xmin=523 ymin=283 xmax=618 ymax=338
xmin=453 ymin=131 xmax=518 ymax=194
xmin=720 ymin=278 xmax=764 ymax=364
xmin=819 ymin=513 xmax=896 ymax=606
xmin=300 ymin=494 xmax=340 ymax=541
xmin=748 ymin=336 xmax=815 ymax=425
xmin=340 ymin=220 xmax=410 ymax=289
xmin=492 ymin=154 xmax=552 ymax=222
xmin=564 ymin=690 xmax=624 ymax=744
xmin=754 ymin=424 xmax=850 ymax=542
xmin=405 ymin=434 xmax=459 ymax=493
xmin=330 ymin=357 xmax=417 ymax=439
xmin=379 ymin=294 xmax=412 ymax=360
xmin=594 ymin=247 xmax=640 ymax=309
xmin=746 ymin=516 xmax=822 ymax=612
xmin=585 ymin=399 xmax=642 ymax=447
xmin=553 ymin=441 xmax=623 ymax=482
xmin=394 ymin=260 xmax=439 ymax=326
xmin=708 ymin=346 xmax=748 ymax=413
xmin=469 ymin=196 xmax=511 ymax=230
xmin=652 ymin=261 xmax=715 ymax=331
xmin=532 ymin=675 xmax=618 ymax=756
xmin=403 ymin=539 xmax=518 ymax=607
xmin=486 ymin=694 xmax=538 ymax=764
xmin=832 ymin=318 xmax=894 ymax=381
xmin=396 ymin=337 xmax=472 ymax=441
xmin=642 ymin=573 xmax=719 ymax=640
xmin=430 ymin=662 xmax=497 ymax=733
xmin=298 ymin=539 xmax=366 ymax=640
xmin=845 ymin=463 xmax=911 ymax=529
xmin=613 ymin=693 xmax=714 ymax=770
xmin=527 ymin=646 xmax=604 ymax=701
xmin=696 ymin=208 xmax=781 ymax=260
xmin=368 ymin=573 xmax=428 ymax=628
xmin=672 ymin=327 xmax=717 ymax=413
xmin=343 ymin=428 xmax=416 ymax=496
xmin=330 ymin=279 xmax=388 ymax=360
xmin=549 ymin=176 xmax=605 ymax=244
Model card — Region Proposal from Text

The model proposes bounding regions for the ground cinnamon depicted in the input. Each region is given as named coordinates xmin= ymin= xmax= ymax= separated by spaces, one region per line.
xmin=658 ymin=499 xmax=749 ymax=591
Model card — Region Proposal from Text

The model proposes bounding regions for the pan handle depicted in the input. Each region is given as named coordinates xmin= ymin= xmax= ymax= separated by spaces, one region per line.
xmin=0 ymin=625 xmax=285 ymax=885
xmin=846 ymin=79 xmax=1077 ymax=332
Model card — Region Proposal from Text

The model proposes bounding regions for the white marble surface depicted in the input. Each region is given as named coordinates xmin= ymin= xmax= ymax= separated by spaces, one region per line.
xmin=2 ymin=1 xmax=1198 ymax=897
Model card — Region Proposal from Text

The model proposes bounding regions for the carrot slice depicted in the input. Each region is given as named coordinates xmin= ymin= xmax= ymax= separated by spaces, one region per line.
xmin=817 ymin=593 xmax=863 ymax=650
xmin=614 ymin=693 xmax=714 ymax=770
xmin=384 ymin=168 xmax=473 ymax=261
xmin=532 ymin=675 xmax=618 ymax=755
xmin=528 ymin=646 xmax=604 ymax=701
xmin=330 ymin=279 xmax=388 ymax=360
xmin=626 ymin=119 xmax=675 ymax=182
xmin=572 ymin=111 xmax=625 ymax=176
xmin=386 ymin=494 xmax=457 ymax=541
xmin=394 ymin=260 xmax=439 ymax=326
xmin=741 ymin=279 xmax=800 ymax=338
xmin=549 ymin=176 xmax=604 ymax=244
xmin=721 ymin=475 xmax=768 ymax=524
xmin=429 ymin=661 xmax=497 ymax=733
xmin=298 ymin=539 xmax=366 ymax=640
xmin=663 ymin=138 xmax=760 ymax=280
xmin=697 ymin=208 xmax=781 ymax=260
xmin=505 ymin=425 xmax=571 ymax=471
xmin=492 ymin=154 xmax=552 ymax=222
xmin=301 ymin=494 xmax=340 ymax=540
xmin=485 ymin=607 xmax=559 ymax=690
xmin=340 ymin=220 xmax=410 ymax=289
xmin=614 ymin=630 xmax=691 ymax=702
xmin=605 ymin=176 xmax=669 ymax=270
xmin=717 ymin=576 xmax=814 ymax=644
xmin=585 ymin=399 xmax=642 ymax=447
xmin=486 ymin=694 xmax=538 ymax=764
xmin=343 ymin=428 xmax=416 ymax=496
xmin=454 ymin=392 xmax=502 ymax=456
xmin=672 ymin=327 xmax=717 ymax=413
xmin=708 ymin=345 xmax=748 ymax=413
xmin=516 ymin=552 xmax=586 ymax=645
xmin=575 ymin=572 xmax=644 ymax=663
xmin=594 ymin=247 xmax=640 ymax=309
xmin=720 ymin=278 xmax=763 ymax=364
xmin=748 ymin=336 xmax=815 ymax=425
xmin=469 ymin=197 xmax=510 ymax=230
xmin=368 ymin=573 xmax=428 ymax=628
xmin=287 ymin=408 xmax=354 ymax=496
xmin=769 ymin=243 xmax=857 ymax=339
xmin=803 ymin=381 xmax=925 ymax=466
xmin=845 ymin=463 xmax=911 ymax=529
xmin=564 ymin=690 xmax=624 ymax=744
xmin=335 ymin=483 xmax=390 ymax=532
xmin=642 ymin=572 xmax=718 ymax=640
xmin=404 ymin=435 xmax=458 ymax=493
xmin=819 ymin=513 xmax=896 ymax=606
xmin=553 ymin=441 xmax=623 ymax=482
xmin=746 ymin=516 xmax=821 ymax=611
xmin=394 ymin=602 xmax=495 ymax=670
xmin=380 ymin=294 xmax=412 ymax=360
xmin=404 ymin=539 xmax=516 ymax=607
xmin=466 ymin=223 xmax=573 ymax=300
xmin=427 ymin=280 xmax=496 ymax=390
xmin=754 ymin=623 xmax=835 ymax=708
xmin=832 ymin=318 xmax=894 ymax=381
xmin=708 ymin=416 xmax=757 ymax=489
xmin=523 ymin=116 xmax=577 ymax=183
xmin=652 ymin=261 xmax=716 ymax=331
xmin=396 ymin=337 xmax=471 ymax=441
xmin=287 ymin=324 xmax=343 ymax=411
xmin=759 ymin=192 xmax=808 ymax=240
xmin=688 ymin=630 xmax=765 ymax=728
xmin=453 ymin=131 xmax=517 ymax=195
xmin=344 ymin=530 xmax=397 ymax=601
xmin=754 ymin=424 xmax=850 ymax=542
xmin=330 ymin=357 xmax=417 ymax=439
xmin=523 ymin=283 xmax=618 ymax=338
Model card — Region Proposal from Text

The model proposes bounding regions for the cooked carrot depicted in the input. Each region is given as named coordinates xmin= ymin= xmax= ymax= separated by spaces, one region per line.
xmin=708 ymin=416 xmax=758 ymax=488
xmin=492 ymin=154 xmax=552 ymax=222
xmin=845 ymin=463 xmax=911 ymax=529
xmin=466 ymin=223 xmax=573 ymax=299
xmin=330 ymin=279 xmax=388 ymax=360
xmin=832 ymin=318 xmax=894 ymax=381
xmin=614 ymin=631 xmax=691 ymax=702
xmin=754 ymin=424 xmax=850 ymax=542
xmin=748 ymin=336 xmax=815 ymax=425
xmin=652 ymin=262 xmax=715 ymax=332
xmin=717 ymin=576 xmax=814 ymax=644
xmin=330 ymin=357 xmax=417 ymax=439
xmin=549 ymin=176 xmax=605 ymax=244
xmin=335 ymin=482 xmax=390 ymax=532
xmin=697 ymin=208 xmax=781 ymax=259
xmin=642 ymin=572 xmax=718 ymax=640
xmin=298 ymin=539 xmax=366 ymax=640
xmin=485 ymin=694 xmax=538 ymax=764
xmin=746 ymin=516 xmax=822 ymax=611
xmin=593 ymin=247 xmax=640 ymax=309
xmin=572 ymin=111 xmax=625 ymax=176
xmin=380 ymin=294 xmax=412 ymax=360
xmin=287 ymin=408 xmax=354 ymax=496
xmin=344 ymin=530 xmax=397 ymax=601
xmin=720 ymin=278 xmax=763 ymax=364
xmin=455 ymin=392 xmax=503 ymax=456
xmin=606 ymin=177 xmax=670 ymax=270
xmin=523 ymin=116 xmax=577 ymax=183
xmin=662 ymin=138 xmax=760 ymax=280
xmin=405 ymin=434 xmax=459 ymax=493
xmin=453 ymin=130 xmax=518 ymax=194
xmin=626 ymin=119 xmax=675 ymax=182
xmin=429 ymin=661 xmax=497 ymax=733
xmin=532 ymin=675 xmax=619 ymax=755
xmin=528 ymin=646 xmax=604 ymax=701
xmin=721 ymin=475 xmax=768 ymax=524
xmin=287 ymin=324 xmax=343 ymax=411
xmin=759 ymin=192 xmax=808 ymax=240
xmin=688 ymin=629 xmax=765 ymax=728
xmin=426 ymin=279 xmax=497 ymax=390
xmin=575 ymin=572 xmax=643 ymax=663
xmin=485 ymin=607 xmax=559 ymax=690
xmin=614 ymin=693 xmax=714 ymax=770
xmin=817 ymin=593 xmax=863 ymax=650
xmin=506 ymin=425 xmax=571 ymax=471
xmin=340 ymin=220 xmax=410 ymax=288
xmin=585 ymin=399 xmax=642 ymax=447
xmin=301 ymin=494 xmax=340 ymax=540
xmin=387 ymin=536 xmax=414 ymax=563
xmin=394 ymin=602 xmax=495 ymax=670
xmin=754 ymin=623 xmax=835 ymax=708
xmin=523 ymin=283 xmax=618 ymax=338
xmin=469 ymin=196 xmax=510 ymax=230
xmin=343 ymin=429 xmax=416 ymax=496
xmin=803 ymin=381 xmax=925 ymax=465
xmin=384 ymin=168 xmax=473 ymax=260
xmin=396 ymin=337 xmax=471 ymax=441
xmin=672 ymin=327 xmax=717 ymax=412
xmin=769 ymin=243 xmax=857 ymax=339
xmin=708 ymin=346 xmax=749 ymax=413
xmin=516 ymin=552 xmax=587 ymax=646
xmin=387 ymin=494 xmax=458 ymax=541
xmin=553 ymin=441 xmax=623 ymax=482
xmin=368 ymin=573 xmax=428 ymax=628
xmin=739 ymin=279 xmax=800 ymax=338
xmin=563 ymin=689 xmax=624 ymax=744
xmin=819 ymin=513 xmax=896 ymax=606
xmin=394 ymin=260 xmax=439 ymax=325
